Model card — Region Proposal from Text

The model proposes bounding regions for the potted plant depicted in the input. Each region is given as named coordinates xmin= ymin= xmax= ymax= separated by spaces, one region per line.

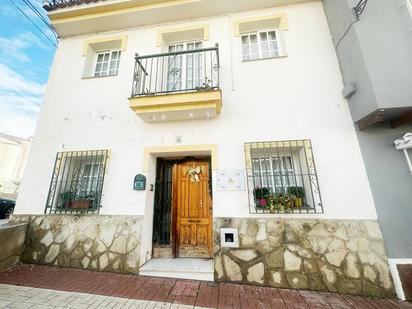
xmin=60 ymin=191 xmax=75 ymax=209
xmin=287 ymin=186 xmax=305 ymax=207
xmin=59 ymin=191 xmax=95 ymax=210
xmin=253 ymin=187 xmax=270 ymax=207
xmin=267 ymin=193 xmax=295 ymax=213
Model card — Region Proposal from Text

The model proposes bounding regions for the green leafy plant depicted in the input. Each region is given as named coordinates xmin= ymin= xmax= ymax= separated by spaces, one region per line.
xmin=60 ymin=191 xmax=75 ymax=208
xmin=267 ymin=193 xmax=295 ymax=213
xmin=287 ymin=186 xmax=305 ymax=207
xmin=287 ymin=186 xmax=304 ymax=198
xmin=253 ymin=187 xmax=270 ymax=207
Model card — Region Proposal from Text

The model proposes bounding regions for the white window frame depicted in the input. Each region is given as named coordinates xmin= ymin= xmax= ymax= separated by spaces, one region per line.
xmin=166 ymin=40 xmax=203 ymax=91
xmin=241 ymin=28 xmax=282 ymax=61
xmin=94 ymin=50 xmax=121 ymax=77
xmin=80 ymin=163 xmax=101 ymax=196
xmin=252 ymin=154 xmax=297 ymax=193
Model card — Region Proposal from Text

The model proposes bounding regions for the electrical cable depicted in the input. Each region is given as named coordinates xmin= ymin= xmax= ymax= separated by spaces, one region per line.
xmin=335 ymin=0 xmax=369 ymax=49
xmin=21 ymin=0 xmax=59 ymax=42
xmin=7 ymin=0 xmax=57 ymax=48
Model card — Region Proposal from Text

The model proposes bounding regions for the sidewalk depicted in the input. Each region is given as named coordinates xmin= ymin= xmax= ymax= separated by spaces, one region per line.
xmin=0 ymin=264 xmax=411 ymax=309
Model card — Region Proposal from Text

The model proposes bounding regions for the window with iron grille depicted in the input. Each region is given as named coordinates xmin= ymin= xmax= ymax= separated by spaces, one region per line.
xmin=45 ymin=150 xmax=109 ymax=214
xmin=245 ymin=140 xmax=323 ymax=214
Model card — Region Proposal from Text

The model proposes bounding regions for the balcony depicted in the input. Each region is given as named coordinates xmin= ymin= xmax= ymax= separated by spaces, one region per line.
xmin=128 ymin=45 xmax=222 ymax=123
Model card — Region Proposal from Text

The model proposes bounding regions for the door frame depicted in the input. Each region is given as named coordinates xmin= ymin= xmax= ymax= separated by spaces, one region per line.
xmin=153 ymin=156 xmax=213 ymax=258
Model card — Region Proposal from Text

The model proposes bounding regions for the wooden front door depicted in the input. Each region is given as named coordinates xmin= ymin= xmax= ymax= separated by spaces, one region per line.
xmin=173 ymin=160 xmax=212 ymax=258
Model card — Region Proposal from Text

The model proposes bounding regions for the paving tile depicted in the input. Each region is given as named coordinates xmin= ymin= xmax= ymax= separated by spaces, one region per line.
xmin=0 ymin=264 xmax=411 ymax=309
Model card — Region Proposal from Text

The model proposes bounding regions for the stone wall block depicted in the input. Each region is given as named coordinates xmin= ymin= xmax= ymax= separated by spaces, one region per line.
xmin=231 ymin=249 xmax=258 ymax=262
xmin=214 ymin=218 xmax=395 ymax=297
xmin=286 ymin=272 xmax=308 ymax=289
xmin=265 ymin=248 xmax=284 ymax=269
xmin=11 ymin=215 xmax=143 ymax=274
xmin=339 ymin=278 xmax=362 ymax=295
xmin=223 ymin=254 xmax=242 ymax=282
xmin=344 ymin=252 xmax=360 ymax=279
xmin=246 ymin=262 xmax=265 ymax=284
xmin=284 ymin=250 xmax=301 ymax=272
xmin=270 ymin=270 xmax=287 ymax=287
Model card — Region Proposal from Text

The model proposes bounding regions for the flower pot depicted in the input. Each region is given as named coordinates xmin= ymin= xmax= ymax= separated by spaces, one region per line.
xmin=71 ymin=200 xmax=91 ymax=209
xmin=259 ymin=199 xmax=267 ymax=207
xmin=294 ymin=198 xmax=303 ymax=207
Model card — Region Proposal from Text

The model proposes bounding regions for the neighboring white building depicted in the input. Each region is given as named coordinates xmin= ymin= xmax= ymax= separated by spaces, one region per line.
xmin=12 ymin=0 xmax=395 ymax=297
xmin=0 ymin=133 xmax=32 ymax=200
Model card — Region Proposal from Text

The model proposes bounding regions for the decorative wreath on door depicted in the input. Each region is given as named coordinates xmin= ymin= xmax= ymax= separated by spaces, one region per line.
xmin=186 ymin=166 xmax=202 ymax=183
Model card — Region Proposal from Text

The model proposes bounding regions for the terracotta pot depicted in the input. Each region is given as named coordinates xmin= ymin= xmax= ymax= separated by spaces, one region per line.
xmin=71 ymin=200 xmax=91 ymax=209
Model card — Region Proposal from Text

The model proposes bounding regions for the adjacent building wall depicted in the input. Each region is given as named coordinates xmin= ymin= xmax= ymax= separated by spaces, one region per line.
xmin=355 ymin=124 xmax=412 ymax=258
xmin=323 ymin=0 xmax=412 ymax=122
xmin=323 ymin=0 xmax=412 ymax=259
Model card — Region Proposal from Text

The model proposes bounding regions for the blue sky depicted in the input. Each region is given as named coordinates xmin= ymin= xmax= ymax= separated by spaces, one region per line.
xmin=0 ymin=0 xmax=56 ymax=139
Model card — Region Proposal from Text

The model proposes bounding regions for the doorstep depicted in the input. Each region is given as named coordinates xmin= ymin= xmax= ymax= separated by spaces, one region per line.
xmin=139 ymin=258 xmax=214 ymax=281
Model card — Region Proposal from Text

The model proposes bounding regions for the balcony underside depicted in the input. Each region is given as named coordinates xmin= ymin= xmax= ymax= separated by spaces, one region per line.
xmin=356 ymin=107 xmax=412 ymax=130
xmin=129 ymin=90 xmax=222 ymax=122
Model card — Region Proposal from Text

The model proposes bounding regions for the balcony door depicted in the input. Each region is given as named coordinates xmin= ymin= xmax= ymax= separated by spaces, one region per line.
xmin=166 ymin=41 xmax=203 ymax=92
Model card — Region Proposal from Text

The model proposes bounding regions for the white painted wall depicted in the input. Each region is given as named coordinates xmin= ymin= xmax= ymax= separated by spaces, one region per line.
xmin=16 ymin=1 xmax=377 ymax=221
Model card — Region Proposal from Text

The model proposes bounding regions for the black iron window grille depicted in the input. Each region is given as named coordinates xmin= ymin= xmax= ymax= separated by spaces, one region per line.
xmin=131 ymin=44 xmax=220 ymax=97
xmin=45 ymin=150 xmax=109 ymax=214
xmin=245 ymin=140 xmax=323 ymax=214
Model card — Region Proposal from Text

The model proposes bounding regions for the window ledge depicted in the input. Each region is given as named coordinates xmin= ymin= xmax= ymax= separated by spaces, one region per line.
xmin=81 ymin=74 xmax=119 ymax=80
xmin=242 ymin=55 xmax=288 ymax=63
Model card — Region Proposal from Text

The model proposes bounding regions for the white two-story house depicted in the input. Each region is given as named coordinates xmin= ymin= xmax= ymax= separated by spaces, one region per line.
xmin=13 ymin=0 xmax=395 ymax=297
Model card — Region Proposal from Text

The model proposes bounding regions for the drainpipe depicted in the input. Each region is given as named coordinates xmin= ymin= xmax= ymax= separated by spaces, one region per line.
xmin=394 ymin=133 xmax=412 ymax=175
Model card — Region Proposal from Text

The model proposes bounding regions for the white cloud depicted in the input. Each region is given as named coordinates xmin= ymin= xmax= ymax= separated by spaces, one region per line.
xmin=0 ymin=31 xmax=49 ymax=63
xmin=0 ymin=63 xmax=45 ymax=139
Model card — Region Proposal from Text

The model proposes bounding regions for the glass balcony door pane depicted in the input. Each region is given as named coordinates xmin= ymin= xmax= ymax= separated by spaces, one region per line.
xmin=167 ymin=44 xmax=184 ymax=91
xmin=186 ymin=41 xmax=203 ymax=89
xmin=166 ymin=41 xmax=202 ymax=92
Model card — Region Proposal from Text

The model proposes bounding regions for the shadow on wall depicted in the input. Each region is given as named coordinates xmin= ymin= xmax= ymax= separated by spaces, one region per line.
xmin=0 ymin=222 xmax=27 ymax=270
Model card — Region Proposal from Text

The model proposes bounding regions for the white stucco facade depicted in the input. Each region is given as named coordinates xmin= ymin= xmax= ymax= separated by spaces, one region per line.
xmin=16 ymin=1 xmax=376 ymax=220
xmin=16 ymin=1 xmax=377 ymax=220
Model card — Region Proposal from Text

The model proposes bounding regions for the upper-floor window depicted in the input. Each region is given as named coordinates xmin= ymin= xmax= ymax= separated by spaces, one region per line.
xmin=82 ymin=36 xmax=127 ymax=79
xmin=94 ymin=50 xmax=121 ymax=77
xmin=241 ymin=30 xmax=279 ymax=60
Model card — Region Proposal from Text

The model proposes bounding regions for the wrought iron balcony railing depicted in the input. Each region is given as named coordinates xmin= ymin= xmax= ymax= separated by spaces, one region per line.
xmin=131 ymin=44 xmax=220 ymax=98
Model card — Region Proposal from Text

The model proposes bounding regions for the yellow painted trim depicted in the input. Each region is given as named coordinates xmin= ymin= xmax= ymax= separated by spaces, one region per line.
xmin=143 ymin=144 xmax=218 ymax=171
xmin=233 ymin=14 xmax=289 ymax=36
xmin=133 ymin=102 xmax=218 ymax=114
xmin=129 ymin=90 xmax=221 ymax=107
xmin=82 ymin=35 xmax=128 ymax=56
xmin=156 ymin=24 xmax=209 ymax=46
xmin=50 ymin=0 xmax=201 ymax=24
